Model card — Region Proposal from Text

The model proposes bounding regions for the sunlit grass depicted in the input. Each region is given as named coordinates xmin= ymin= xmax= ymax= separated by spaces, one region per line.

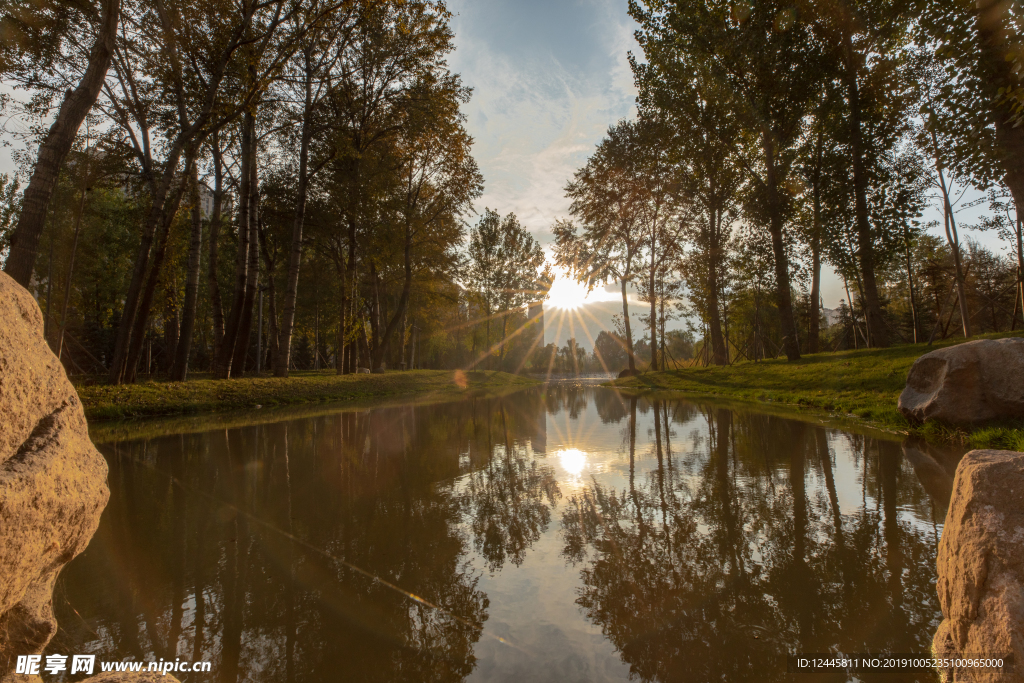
xmin=613 ymin=330 xmax=1024 ymax=451
xmin=76 ymin=369 xmax=538 ymax=421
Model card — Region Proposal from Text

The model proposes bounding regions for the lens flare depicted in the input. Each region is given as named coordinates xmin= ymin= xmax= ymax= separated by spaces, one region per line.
xmin=546 ymin=274 xmax=591 ymax=310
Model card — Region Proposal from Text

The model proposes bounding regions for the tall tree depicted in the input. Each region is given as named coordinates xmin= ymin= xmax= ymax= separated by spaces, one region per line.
xmin=2 ymin=0 xmax=119 ymax=288
xmin=633 ymin=48 xmax=744 ymax=365
xmin=808 ymin=0 xmax=915 ymax=348
xmin=556 ymin=120 xmax=653 ymax=374
xmin=272 ymin=3 xmax=356 ymax=377
xmin=632 ymin=0 xmax=830 ymax=360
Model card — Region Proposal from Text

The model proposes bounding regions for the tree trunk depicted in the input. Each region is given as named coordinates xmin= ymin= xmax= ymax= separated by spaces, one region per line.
xmin=230 ymin=139 xmax=260 ymax=376
xmin=933 ymin=160 xmax=972 ymax=338
xmin=343 ymin=217 xmax=358 ymax=374
xmin=56 ymin=185 xmax=88 ymax=362
xmin=707 ymin=207 xmax=727 ymax=365
xmin=807 ymin=129 xmax=824 ymax=354
xmin=659 ymin=295 xmax=667 ymax=369
xmin=256 ymin=222 xmax=279 ymax=373
xmin=762 ymin=134 xmax=801 ymax=360
xmin=208 ymin=132 xmax=226 ymax=361
xmin=648 ymin=233 xmax=659 ymax=371
xmin=108 ymin=138 xmax=189 ymax=383
xmin=274 ymin=54 xmax=314 ymax=377
xmin=3 ymin=0 xmax=119 ymax=287
xmin=163 ymin=293 xmax=179 ymax=371
xmin=903 ymin=224 xmax=920 ymax=343
xmin=809 ymin=232 xmax=822 ymax=354
xmin=843 ymin=29 xmax=888 ymax=348
xmin=215 ymin=112 xmax=255 ymax=378
xmin=621 ymin=276 xmax=636 ymax=372
xmin=170 ymin=171 xmax=203 ymax=380
xmin=370 ymin=223 xmax=412 ymax=371
xmin=122 ymin=172 xmax=192 ymax=383
xmin=399 ymin=304 xmax=408 ymax=369
xmin=1018 ymin=218 xmax=1024 ymax=327
xmin=410 ymin=321 xmax=417 ymax=370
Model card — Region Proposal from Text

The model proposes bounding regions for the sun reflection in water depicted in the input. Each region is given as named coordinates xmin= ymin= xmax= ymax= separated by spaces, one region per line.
xmin=557 ymin=448 xmax=587 ymax=477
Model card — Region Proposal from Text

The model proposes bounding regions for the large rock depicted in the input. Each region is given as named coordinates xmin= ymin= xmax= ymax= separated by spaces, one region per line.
xmin=933 ymin=449 xmax=1024 ymax=683
xmin=899 ymin=338 xmax=1024 ymax=425
xmin=2 ymin=673 xmax=182 ymax=683
xmin=0 ymin=273 xmax=109 ymax=677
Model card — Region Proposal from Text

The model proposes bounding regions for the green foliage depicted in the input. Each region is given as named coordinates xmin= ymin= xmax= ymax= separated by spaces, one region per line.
xmin=0 ymin=173 xmax=21 ymax=261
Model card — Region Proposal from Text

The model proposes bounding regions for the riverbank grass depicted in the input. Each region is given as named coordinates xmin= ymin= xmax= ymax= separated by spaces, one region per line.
xmin=612 ymin=332 xmax=1024 ymax=451
xmin=77 ymin=369 xmax=537 ymax=420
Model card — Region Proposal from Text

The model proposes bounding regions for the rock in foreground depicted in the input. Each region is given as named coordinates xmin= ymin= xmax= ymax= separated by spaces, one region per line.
xmin=933 ymin=449 xmax=1024 ymax=683
xmin=0 ymin=273 xmax=109 ymax=677
xmin=899 ymin=338 xmax=1024 ymax=425
xmin=2 ymin=673 xmax=182 ymax=683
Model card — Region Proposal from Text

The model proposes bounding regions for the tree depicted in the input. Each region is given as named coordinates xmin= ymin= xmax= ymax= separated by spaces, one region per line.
xmin=633 ymin=21 xmax=744 ymax=366
xmin=593 ymin=329 xmax=628 ymax=372
xmin=2 ymin=0 xmax=119 ymax=288
xmin=104 ymin=0 xmax=301 ymax=384
xmin=468 ymin=209 xmax=546 ymax=370
xmin=632 ymin=0 xmax=830 ymax=360
xmin=556 ymin=119 xmax=656 ymax=374
xmin=272 ymin=2 xmax=359 ymax=377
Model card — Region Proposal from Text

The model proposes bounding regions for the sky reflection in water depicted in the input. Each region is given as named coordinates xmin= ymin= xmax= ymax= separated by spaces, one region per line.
xmin=51 ymin=383 xmax=962 ymax=682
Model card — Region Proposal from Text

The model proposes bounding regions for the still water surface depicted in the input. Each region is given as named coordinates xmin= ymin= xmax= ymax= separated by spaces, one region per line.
xmin=53 ymin=382 xmax=962 ymax=682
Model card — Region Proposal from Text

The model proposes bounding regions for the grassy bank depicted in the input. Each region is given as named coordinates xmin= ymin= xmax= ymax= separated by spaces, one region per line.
xmin=612 ymin=332 xmax=1024 ymax=452
xmin=77 ymin=369 xmax=538 ymax=421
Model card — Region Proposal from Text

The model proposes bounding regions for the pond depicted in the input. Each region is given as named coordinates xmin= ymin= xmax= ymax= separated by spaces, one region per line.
xmin=50 ymin=382 xmax=963 ymax=682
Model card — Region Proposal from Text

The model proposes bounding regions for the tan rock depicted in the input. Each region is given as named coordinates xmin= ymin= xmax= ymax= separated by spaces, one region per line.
xmin=933 ymin=449 xmax=1024 ymax=683
xmin=1 ymin=673 xmax=181 ymax=683
xmin=0 ymin=273 xmax=109 ymax=677
xmin=83 ymin=673 xmax=183 ymax=682
xmin=899 ymin=338 xmax=1024 ymax=425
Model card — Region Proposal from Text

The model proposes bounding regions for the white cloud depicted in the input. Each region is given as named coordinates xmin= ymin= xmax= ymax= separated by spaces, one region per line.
xmin=448 ymin=0 xmax=638 ymax=244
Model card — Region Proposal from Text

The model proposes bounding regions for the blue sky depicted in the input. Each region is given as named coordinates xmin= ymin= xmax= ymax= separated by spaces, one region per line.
xmin=446 ymin=0 xmax=639 ymax=246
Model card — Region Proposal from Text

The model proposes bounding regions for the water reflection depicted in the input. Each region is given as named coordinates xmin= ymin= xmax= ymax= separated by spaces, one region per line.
xmin=50 ymin=385 xmax=958 ymax=682
xmin=561 ymin=399 xmax=948 ymax=683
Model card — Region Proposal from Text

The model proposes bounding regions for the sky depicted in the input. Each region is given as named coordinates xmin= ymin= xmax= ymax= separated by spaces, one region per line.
xmin=445 ymin=0 xmax=655 ymax=348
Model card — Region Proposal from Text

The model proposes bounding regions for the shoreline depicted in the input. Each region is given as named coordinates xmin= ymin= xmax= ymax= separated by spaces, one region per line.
xmin=609 ymin=333 xmax=1024 ymax=452
xmin=77 ymin=369 xmax=539 ymax=422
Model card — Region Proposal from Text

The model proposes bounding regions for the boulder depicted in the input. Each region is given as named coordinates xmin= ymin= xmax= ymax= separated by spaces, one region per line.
xmin=2 ymin=673 xmax=181 ymax=683
xmin=0 ymin=273 xmax=109 ymax=677
xmin=83 ymin=674 xmax=182 ymax=682
xmin=933 ymin=449 xmax=1024 ymax=683
xmin=899 ymin=338 xmax=1024 ymax=425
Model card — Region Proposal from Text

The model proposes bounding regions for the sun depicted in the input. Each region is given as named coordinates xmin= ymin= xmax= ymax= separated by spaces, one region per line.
xmin=546 ymin=271 xmax=591 ymax=310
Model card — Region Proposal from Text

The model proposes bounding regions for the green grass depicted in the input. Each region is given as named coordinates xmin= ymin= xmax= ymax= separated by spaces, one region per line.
xmin=612 ymin=331 xmax=1024 ymax=451
xmin=76 ymin=369 xmax=538 ymax=421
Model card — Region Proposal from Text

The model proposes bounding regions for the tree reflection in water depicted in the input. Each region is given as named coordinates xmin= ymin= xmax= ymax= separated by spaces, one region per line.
xmin=461 ymin=400 xmax=561 ymax=572
xmin=47 ymin=387 xmax=954 ymax=682
xmin=50 ymin=394 xmax=556 ymax=683
xmin=561 ymin=399 xmax=949 ymax=683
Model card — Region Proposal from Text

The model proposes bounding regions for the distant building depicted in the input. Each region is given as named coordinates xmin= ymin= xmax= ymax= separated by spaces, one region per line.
xmin=197 ymin=182 xmax=233 ymax=221
xmin=822 ymin=307 xmax=842 ymax=327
